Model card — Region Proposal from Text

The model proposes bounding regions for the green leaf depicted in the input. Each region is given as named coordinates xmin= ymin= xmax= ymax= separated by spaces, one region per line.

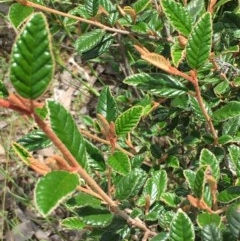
xmin=218 ymin=186 xmax=240 ymax=203
xmin=160 ymin=192 xmax=181 ymax=208
xmin=99 ymin=0 xmax=115 ymax=12
xmin=9 ymin=3 xmax=33 ymax=29
xmin=161 ymin=0 xmax=193 ymax=36
xmin=47 ymin=100 xmax=87 ymax=169
xmin=184 ymin=170 xmax=196 ymax=191
xmin=227 ymin=203 xmax=240 ymax=239
xmin=150 ymin=232 xmax=169 ymax=241
xmin=124 ymin=73 xmax=187 ymax=98
xmin=186 ymin=12 xmax=212 ymax=69
xmin=115 ymin=168 xmax=147 ymax=200
xmin=85 ymin=0 xmax=99 ymax=17
xmin=132 ymin=0 xmax=150 ymax=13
xmin=169 ymin=209 xmax=195 ymax=241
xmin=201 ymin=224 xmax=222 ymax=241
xmin=115 ymin=106 xmax=143 ymax=135
xmin=213 ymin=101 xmax=240 ymax=121
xmin=10 ymin=13 xmax=54 ymax=99
xmin=186 ymin=0 xmax=205 ymax=19
xmin=97 ymin=86 xmax=118 ymax=122
xmin=153 ymin=170 xmax=168 ymax=198
xmin=85 ymin=140 xmax=106 ymax=171
xmin=35 ymin=171 xmax=79 ymax=216
xmin=61 ymin=217 xmax=85 ymax=230
xmin=200 ymin=149 xmax=220 ymax=180
xmin=108 ymin=151 xmax=131 ymax=176
xmin=75 ymin=29 xmax=105 ymax=53
xmin=228 ymin=145 xmax=240 ymax=177
xmin=0 ymin=80 xmax=9 ymax=98
xmin=17 ymin=129 xmax=52 ymax=152
xmin=197 ymin=213 xmax=221 ymax=228
xmin=82 ymin=34 xmax=113 ymax=60
xmin=67 ymin=193 xmax=101 ymax=208
xmin=171 ymin=41 xmax=185 ymax=67
xmin=12 ymin=142 xmax=31 ymax=166
xmin=194 ymin=167 xmax=206 ymax=199
xmin=78 ymin=207 xmax=113 ymax=227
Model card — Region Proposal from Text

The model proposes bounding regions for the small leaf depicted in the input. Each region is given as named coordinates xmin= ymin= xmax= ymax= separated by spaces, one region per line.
xmin=200 ymin=149 xmax=220 ymax=180
xmin=12 ymin=142 xmax=31 ymax=165
xmin=171 ymin=41 xmax=185 ymax=67
xmin=47 ymin=100 xmax=87 ymax=169
xmin=115 ymin=168 xmax=147 ymax=200
xmin=227 ymin=203 xmax=240 ymax=239
xmin=197 ymin=213 xmax=221 ymax=228
xmin=108 ymin=151 xmax=131 ymax=175
xmin=97 ymin=86 xmax=118 ymax=122
xmin=218 ymin=186 xmax=240 ymax=203
xmin=10 ymin=13 xmax=54 ymax=99
xmin=194 ymin=167 xmax=206 ymax=199
xmin=201 ymin=224 xmax=223 ymax=241
xmin=160 ymin=192 xmax=181 ymax=208
xmin=132 ymin=0 xmax=151 ymax=13
xmin=35 ymin=171 xmax=79 ymax=216
xmin=17 ymin=129 xmax=52 ymax=152
xmin=184 ymin=170 xmax=196 ymax=191
xmin=85 ymin=0 xmax=99 ymax=17
xmin=99 ymin=0 xmax=115 ymax=12
xmin=161 ymin=0 xmax=193 ymax=36
xmin=61 ymin=217 xmax=85 ymax=230
xmin=0 ymin=80 xmax=9 ymax=98
xmin=186 ymin=12 xmax=212 ymax=69
xmin=115 ymin=106 xmax=143 ymax=135
xmin=9 ymin=3 xmax=33 ymax=29
xmin=67 ymin=193 xmax=101 ymax=208
xmin=150 ymin=232 xmax=169 ymax=241
xmin=213 ymin=101 xmax=240 ymax=121
xmin=228 ymin=145 xmax=240 ymax=177
xmin=169 ymin=209 xmax=195 ymax=241
xmin=78 ymin=207 xmax=113 ymax=227
xmin=75 ymin=29 xmax=105 ymax=53
xmin=124 ymin=73 xmax=187 ymax=97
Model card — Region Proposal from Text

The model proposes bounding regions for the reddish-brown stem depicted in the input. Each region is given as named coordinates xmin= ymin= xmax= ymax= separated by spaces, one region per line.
xmin=33 ymin=112 xmax=156 ymax=236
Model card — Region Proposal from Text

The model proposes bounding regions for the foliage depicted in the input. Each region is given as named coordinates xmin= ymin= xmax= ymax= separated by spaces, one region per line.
xmin=1 ymin=0 xmax=240 ymax=240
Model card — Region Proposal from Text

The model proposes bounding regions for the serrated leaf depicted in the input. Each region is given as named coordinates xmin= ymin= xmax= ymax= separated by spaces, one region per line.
xmin=17 ymin=129 xmax=52 ymax=151
xmin=12 ymin=142 xmax=31 ymax=165
xmin=150 ymin=232 xmax=169 ymax=241
xmin=153 ymin=170 xmax=168 ymax=198
xmin=197 ymin=213 xmax=221 ymax=228
xmin=186 ymin=0 xmax=205 ymax=19
xmin=213 ymin=101 xmax=240 ymax=121
xmin=160 ymin=192 xmax=181 ymax=208
xmin=67 ymin=193 xmax=101 ymax=208
xmin=124 ymin=73 xmax=187 ymax=98
xmin=75 ymin=29 xmax=105 ymax=54
xmin=78 ymin=207 xmax=113 ymax=227
xmin=47 ymin=100 xmax=87 ymax=169
xmin=35 ymin=171 xmax=79 ymax=216
xmin=132 ymin=0 xmax=150 ymax=13
xmin=10 ymin=13 xmax=54 ymax=99
xmin=97 ymin=86 xmax=118 ymax=122
xmin=159 ymin=210 xmax=175 ymax=229
xmin=228 ymin=145 xmax=240 ymax=177
xmin=85 ymin=0 xmax=99 ymax=17
xmin=201 ymin=224 xmax=222 ymax=241
xmin=99 ymin=0 xmax=115 ymax=12
xmin=9 ymin=3 xmax=33 ymax=29
xmin=115 ymin=168 xmax=147 ymax=200
xmin=194 ymin=167 xmax=206 ymax=199
xmin=169 ymin=209 xmax=195 ymax=241
xmin=115 ymin=106 xmax=143 ymax=135
xmin=161 ymin=0 xmax=193 ymax=36
xmin=61 ymin=217 xmax=85 ymax=230
xmin=200 ymin=149 xmax=220 ymax=180
xmin=186 ymin=12 xmax=212 ymax=69
xmin=108 ymin=151 xmax=131 ymax=176
xmin=218 ymin=186 xmax=240 ymax=203
xmin=184 ymin=170 xmax=196 ymax=191
xmin=171 ymin=41 xmax=185 ymax=67
xmin=227 ymin=203 xmax=240 ymax=239
xmin=85 ymin=139 xmax=106 ymax=171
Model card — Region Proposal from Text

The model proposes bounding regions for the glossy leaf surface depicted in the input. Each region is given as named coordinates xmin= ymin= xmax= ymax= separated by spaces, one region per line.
xmin=35 ymin=171 xmax=79 ymax=216
xmin=10 ymin=13 xmax=54 ymax=99
xmin=47 ymin=100 xmax=87 ymax=168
